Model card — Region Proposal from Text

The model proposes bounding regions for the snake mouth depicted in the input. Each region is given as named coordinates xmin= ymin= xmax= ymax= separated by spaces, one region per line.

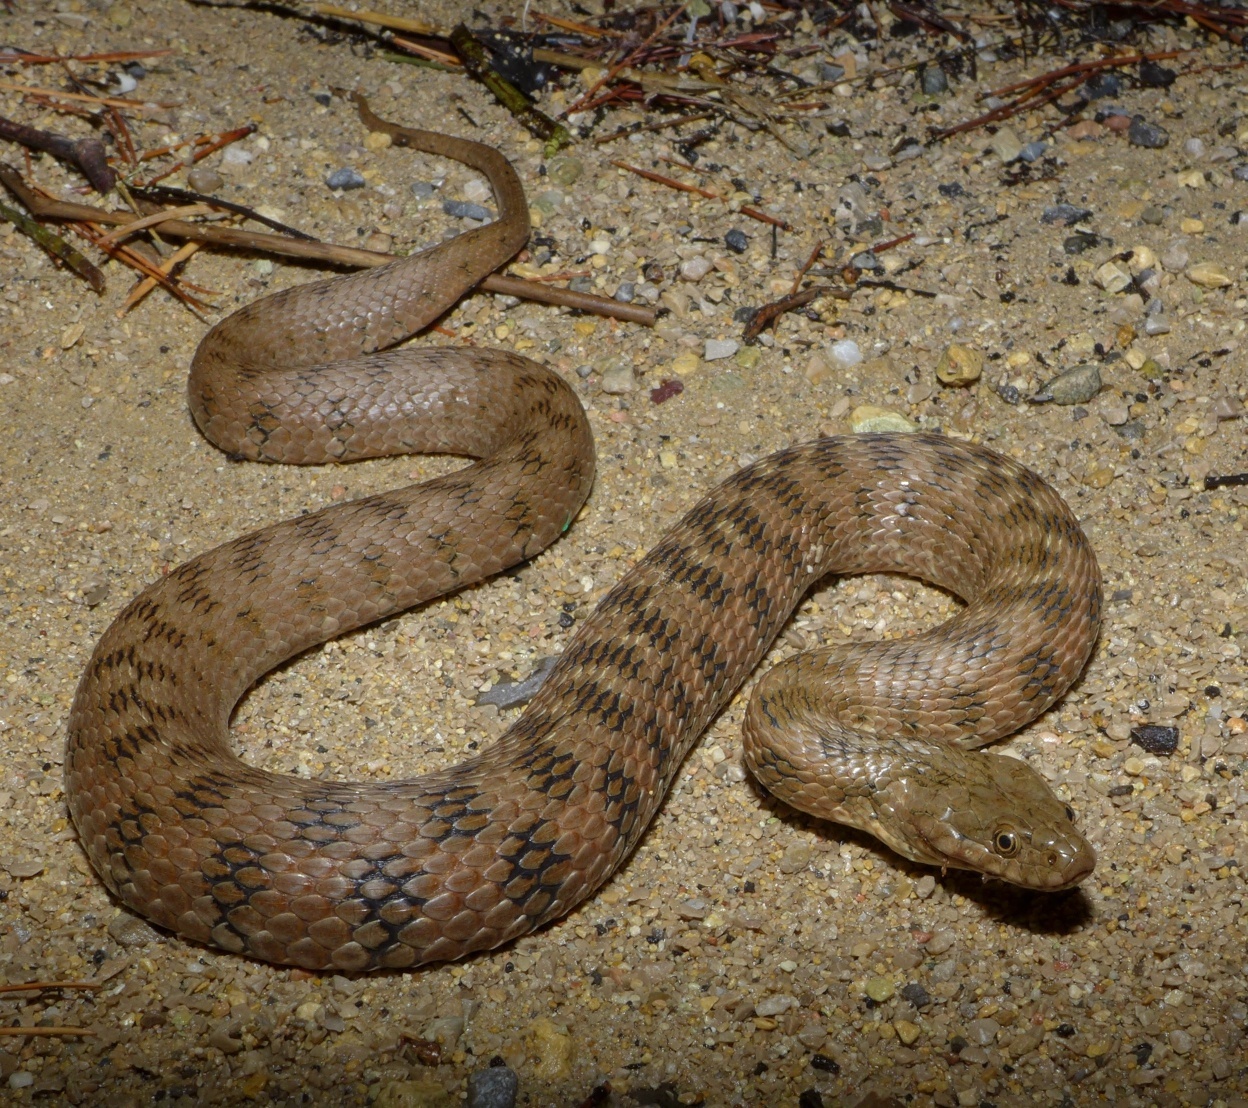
xmin=912 ymin=816 xmax=1096 ymax=891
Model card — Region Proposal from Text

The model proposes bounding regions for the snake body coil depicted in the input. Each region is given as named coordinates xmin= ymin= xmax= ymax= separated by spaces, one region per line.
xmin=66 ymin=113 xmax=1101 ymax=972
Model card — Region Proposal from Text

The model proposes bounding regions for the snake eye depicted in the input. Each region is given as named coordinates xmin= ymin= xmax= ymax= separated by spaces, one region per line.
xmin=1064 ymin=805 xmax=1075 ymax=822
xmin=993 ymin=829 xmax=1019 ymax=857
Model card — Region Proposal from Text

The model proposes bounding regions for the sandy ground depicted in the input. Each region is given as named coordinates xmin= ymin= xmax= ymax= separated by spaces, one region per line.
xmin=1 ymin=1 xmax=1247 ymax=1105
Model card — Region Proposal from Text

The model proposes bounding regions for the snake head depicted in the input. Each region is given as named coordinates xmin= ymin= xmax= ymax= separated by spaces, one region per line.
xmin=875 ymin=753 xmax=1096 ymax=891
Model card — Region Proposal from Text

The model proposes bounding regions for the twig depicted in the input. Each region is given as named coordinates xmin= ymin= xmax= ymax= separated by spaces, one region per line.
xmin=592 ymin=111 xmax=713 ymax=145
xmin=0 ymin=165 xmax=654 ymax=325
xmin=611 ymin=160 xmax=791 ymax=229
xmin=310 ymin=4 xmax=437 ymax=35
xmin=122 ymin=240 xmax=202 ymax=314
xmin=0 ymin=981 xmax=100 ymax=993
xmin=0 ymin=79 xmax=174 ymax=112
xmin=96 ymin=203 xmax=214 ymax=246
xmin=1204 ymin=471 xmax=1248 ymax=489
xmin=390 ymin=37 xmax=461 ymax=68
xmin=0 ymin=48 xmax=171 ymax=66
xmin=141 ymin=123 xmax=257 ymax=187
xmin=742 ymin=286 xmax=848 ymax=343
xmin=0 ymin=196 xmax=105 ymax=292
xmin=563 ymin=3 xmax=689 ymax=118
xmin=448 ymin=25 xmax=571 ymax=154
xmin=0 ymin=113 xmax=115 ymax=192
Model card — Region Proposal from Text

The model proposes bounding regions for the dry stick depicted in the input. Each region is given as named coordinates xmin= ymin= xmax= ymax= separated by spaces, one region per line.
xmin=0 ymin=48 xmax=171 ymax=65
xmin=447 ymin=25 xmax=572 ymax=154
xmin=310 ymin=3 xmax=437 ymax=35
xmin=0 ymin=196 xmax=105 ymax=291
xmin=978 ymin=48 xmax=1191 ymax=101
xmin=141 ymin=123 xmax=256 ymax=187
xmin=0 ymin=79 xmax=174 ymax=113
xmin=389 ymin=36 xmax=461 ymax=68
xmin=96 ymin=203 xmax=214 ymax=247
xmin=0 ymin=982 xmax=99 ymax=993
xmin=611 ymin=159 xmax=792 ymax=230
xmin=742 ymin=286 xmax=849 ymax=343
xmin=791 ymin=241 xmax=825 ymax=296
xmin=0 ymin=113 xmax=114 ymax=192
xmin=563 ymin=2 xmax=689 ymax=119
xmin=0 ymin=167 xmax=655 ymax=326
xmin=122 ymin=240 xmax=201 ymax=313
xmin=592 ymin=111 xmax=713 ymax=145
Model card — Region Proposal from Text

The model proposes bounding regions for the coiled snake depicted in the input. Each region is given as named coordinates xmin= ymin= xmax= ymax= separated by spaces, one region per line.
xmin=67 ymin=102 xmax=1101 ymax=972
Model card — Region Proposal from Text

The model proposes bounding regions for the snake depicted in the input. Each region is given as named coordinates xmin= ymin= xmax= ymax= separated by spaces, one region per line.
xmin=66 ymin=101 xmax=1102 ymax=973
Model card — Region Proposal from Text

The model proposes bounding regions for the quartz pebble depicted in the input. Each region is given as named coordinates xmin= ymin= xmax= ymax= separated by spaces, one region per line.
xmin=704 ymin=338 xmax=739 ymax=361
xmin=680 ymin=256 xmax=714 ymax=282
xmin=826 ymin=339 xmax=863 ymax=370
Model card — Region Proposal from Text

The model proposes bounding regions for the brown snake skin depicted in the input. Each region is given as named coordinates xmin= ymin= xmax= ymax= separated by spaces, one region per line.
xmin=66 ymin=105 xmax=1102 ymax=972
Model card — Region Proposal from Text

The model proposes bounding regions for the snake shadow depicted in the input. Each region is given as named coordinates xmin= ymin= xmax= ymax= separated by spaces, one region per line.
xmin=748 ymin=778 xmax=1096 ymax=936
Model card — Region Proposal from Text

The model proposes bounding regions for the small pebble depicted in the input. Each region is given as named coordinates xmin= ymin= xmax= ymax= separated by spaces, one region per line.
xmin=849 ymin=405 xmax=916 ymax=433
xmin=1128 ymin=117 xmax=1170 ymax=148
xmin=1183 ymin=137 xmax=1206 ymax=159
xmin=680 ymin=256 xmax=714 ymax=282
xmin=894 ymin=1020 xmax=922 ymax=1046
xmin=443 ymin=199 xmax=492 ymax=221
xmin=410 ymin=180 xmax=437 ymax=201
xmin=724 ymin=229 xmax=749 ymax=254
xmin=546 ymin=156 xmax=583 ymax=186
xmin=988 ymin=126 xmax=1023 ymax=163
xmin=1139 ymin=60 xmax=1176 ymax=88
xmin=704 ymin=338 xmax=739 ymax=361
xmin=220 ymin=145 xmax=254 ymax=171
xmin=925 ymin=930 xmax=955 ymax=955
xmin=865 ymin=977 xmax=895 ymax=1003
xmin=826 ymin=339 xmax=863 ymax=370
xmin=1086 ymin=72 xmax=1120 ymax=98
xmin=1018 ymin=140 xmax=1048 ymax=162
xmin=325 ymin=167 xmax=365 ymax=190
xmin=1233 ymin=164 xmax=1248 ymax=182
xmin=669 ymin=351 xmax=702 ymax=378
xmin=1169 ymin=1029 xmax=1193 ymax=1055
xmin=1186 ymin=262 xmax=1233 ymax=288
xmin=1130 ymin=724 xmax=1180 ymax=755
xmin=467 ymin=1065 xmax=519 ymax=1108
xmin=1160 ymin=243 xmax=1190 ymax=271
xmin=599 ymin=362 xmax=636 ymax=394
xmin=935 ymin=343 xmax=983 ymax=386
xmin=1042 ymin=204 xmax=1094 ymax=226
xmin=614 ymin=282 xmax=635 ymax=303
xmin=919 ymin=65 xmax=948 ymax=94
xmin=186 ymin=166 xmax=224 ymax=193
xmin=1092 ymin=260 xmax=1132 ymax=293
xmin=901 ymin=982 xmax=932 ymax=1008
xmin=1034 ymin=364 xmax=1101 ymax=405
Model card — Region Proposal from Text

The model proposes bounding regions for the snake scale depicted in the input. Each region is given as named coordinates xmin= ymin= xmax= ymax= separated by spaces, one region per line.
xmin=66 ymin=102 xmax=1101 ymax=972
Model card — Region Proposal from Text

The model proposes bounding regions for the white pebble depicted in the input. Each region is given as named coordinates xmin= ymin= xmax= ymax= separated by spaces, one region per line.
xmin=680 ymin=256 xmax=714 ymax=282
xmin=826 ymin=339 xmax=863 ymax=369
xmin=704 ymin=339 xmax=739 ymax=361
